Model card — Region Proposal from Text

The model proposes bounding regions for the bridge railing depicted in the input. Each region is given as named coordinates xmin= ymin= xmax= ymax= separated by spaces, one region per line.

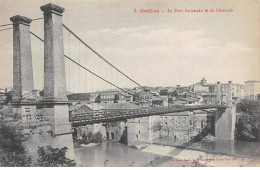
xmin=69 ymin=104 xmax=228 ymax=126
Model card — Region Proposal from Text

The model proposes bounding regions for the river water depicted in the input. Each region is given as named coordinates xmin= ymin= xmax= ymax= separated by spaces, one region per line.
xmin=74 ymin=142 xmax=171 ymax=167
xmin=74 ymin=139 xmax=260 ymax=167
xmin=153 ymin=138 xmax=260 ymax=158
xmin=190 ymin=140 xmax=260 ymax=158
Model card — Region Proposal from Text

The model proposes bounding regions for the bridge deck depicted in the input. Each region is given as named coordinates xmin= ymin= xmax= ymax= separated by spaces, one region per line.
xmin=69 ymin=105 xmax=227 ymax=127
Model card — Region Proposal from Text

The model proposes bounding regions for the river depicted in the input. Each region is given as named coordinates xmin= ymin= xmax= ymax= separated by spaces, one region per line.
xmin=153 ymin=138 xmax=260 ymax=158
xmin=74 ymin=141 xmax=171 ymax=167
xmin=74 ymin=139 xmax=260 ymax=167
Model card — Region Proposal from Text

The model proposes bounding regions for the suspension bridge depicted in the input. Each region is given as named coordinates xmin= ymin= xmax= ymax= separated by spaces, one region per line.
xmin=0 ymin=3 xmax=234 ymax=159
xmin=69 ymin=105 xmax=227 ymax=127
xmin=0 ymin=3 xmax=227 ymax=126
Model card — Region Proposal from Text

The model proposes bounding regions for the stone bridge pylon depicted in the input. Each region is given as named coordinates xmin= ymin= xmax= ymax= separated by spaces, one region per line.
xmin=215 ymin=81 xmax=236 ymax=140
xmin=11 ymin=3 xmax=74 ymax=160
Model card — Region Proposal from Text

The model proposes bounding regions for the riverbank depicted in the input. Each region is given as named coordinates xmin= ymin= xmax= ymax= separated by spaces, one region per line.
xmin=134 ymin=142 xmax=260 ymax=167
xmin=153 ymin=138 xmax=260 ymax=159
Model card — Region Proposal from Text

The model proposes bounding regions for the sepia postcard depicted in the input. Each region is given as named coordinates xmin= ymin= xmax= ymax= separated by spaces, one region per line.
xmin=0 ymin=0 xmax=260 ymax=167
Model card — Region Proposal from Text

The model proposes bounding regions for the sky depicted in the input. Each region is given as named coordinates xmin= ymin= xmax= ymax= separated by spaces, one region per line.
xmin=0 ymin=0 xmax=259 ymax=92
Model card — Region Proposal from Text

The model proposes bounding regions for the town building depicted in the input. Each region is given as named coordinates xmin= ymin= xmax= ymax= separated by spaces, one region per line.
xmin=69 ymin=102 xmax=139 ymax=116
xmin=89 ymin=92 xmax=100 ymax=102
xmin=159 ymin=88 xmax=169 ymax=96
xmin=99 ymin=90 xmax=133 ymax=104
xmin=151 ymin=96 xmax=168 ymax=107
xmin=171 ymin=97 xmax=202 ymax=106
xmin=244 ymin=80 xmax=260 ymax=99
xmin=68 ymin=93 xmax=91 ymax=102
xmin=202 ymin=93 xmax=217 ymax=105
xmin=192 ymin=77 xmax=210 ymax=93
xmin=192 ymin=78 xmax=244 ymax=104
xmin=192 ymin=77 xmax=216 ymax=94
xmin=69 ymin=103 xmax=104 ymax=115
xmin=211 ymin=83 xmax=244 ymax=103
xmin=176 ymin=85 xmax=191 ymax=94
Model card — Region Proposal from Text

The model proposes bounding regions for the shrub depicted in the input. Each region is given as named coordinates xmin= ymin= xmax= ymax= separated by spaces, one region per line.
xmin=92 ymin=131 xmax=102 ymax=143
xmin=87 ymin=132 xmax=93 ymax=139
xmin=235 ymin=99 xmax=260 ymax=141
xmin=79 ymin=131 xmax=102 ymax=144
xmin=0 ymin=123 xmax=76 ymax=167
xmin=82 ymin=133 xmax=87 ymax=139
xmin=37 ymin=146 xmax=76 ymax=167
xmin=0 ymin=123 xmax=32 ymax=166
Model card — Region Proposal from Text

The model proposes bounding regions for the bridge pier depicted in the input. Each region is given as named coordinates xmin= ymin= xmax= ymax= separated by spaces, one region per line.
xmin=38 ymin=3 xmax=74 ymax=159
xmin=215 ymin=81 xmax=236 ymax=140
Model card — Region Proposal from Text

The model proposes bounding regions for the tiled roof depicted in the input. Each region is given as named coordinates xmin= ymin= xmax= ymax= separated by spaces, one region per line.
xmin=173 ymin=97 xmax=199 ymax=102
xmin=70 ymin=103 xmax=105 ymax=112
xmin=100 ymin=103 xmax=139 ymax=110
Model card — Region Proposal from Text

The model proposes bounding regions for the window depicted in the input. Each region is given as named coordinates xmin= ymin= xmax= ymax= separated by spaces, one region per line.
xmin=139 ymin=131 xmax=140 ymax=134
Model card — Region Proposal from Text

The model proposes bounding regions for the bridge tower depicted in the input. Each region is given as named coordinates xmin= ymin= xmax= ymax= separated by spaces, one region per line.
xmin=10 ymin=15 xmax=37 ymax=122
xmin=215 ymin=81 xmax=236 ymax=140
xmin=39 ymin=3 xmax=74 ymax=159
xmin=10 ymin=3 xmax=75 ymax=161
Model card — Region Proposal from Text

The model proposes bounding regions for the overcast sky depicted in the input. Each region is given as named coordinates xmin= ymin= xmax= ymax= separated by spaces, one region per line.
xmin=0 ymin=0 xmax=259 ymax=92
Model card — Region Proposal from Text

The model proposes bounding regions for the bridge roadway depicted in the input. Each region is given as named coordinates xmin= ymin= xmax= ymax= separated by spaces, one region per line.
xmin=69 ymin=105 xmax=228 ymax=127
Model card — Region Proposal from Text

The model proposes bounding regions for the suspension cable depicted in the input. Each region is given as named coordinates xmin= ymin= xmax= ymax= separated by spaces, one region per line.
xmin=84 ymin=46 xmax=87 ymax=92
xmin=29 ymin=31 xmax=134 ymax=96
xmin=78 ymin=40 xmax=80 ymax=94
xmin=62 ymin=23 xmax=168 ymax=103
xmin=0 ymin=23 xmax=12 ymax=27
xmin=68 ymin=32 xmax=71 ymax=93
xmin=65 ymin=55 xmax=134 ymax=96
xmin=32 ymin=17 xmax=44 ymax=21
xmin=0 ymin=27 xmax=12 ymax=32
xmin=62 ymin=24 xmax=144 ymax=88
xmin=30 ymin=31 xmax=156 ymax=104
xmin=0 ymin=17 xmax=43 ymax=28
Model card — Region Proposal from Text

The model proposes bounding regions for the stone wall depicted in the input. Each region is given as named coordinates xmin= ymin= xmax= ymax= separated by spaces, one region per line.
xmin=127 ymin=117 xmax=150 ymax=146
xmin=22 ymin=122 xmax=74 ymax=163
xmin=74 ymin=121 xmax=126 ymax=142
xmin=159 ymin=112 xmax=191 ymax=145
xmin=105 ymin=121 xmax=126 ymax=141
xmin=149 ymin=111 xmax=215 ymax=145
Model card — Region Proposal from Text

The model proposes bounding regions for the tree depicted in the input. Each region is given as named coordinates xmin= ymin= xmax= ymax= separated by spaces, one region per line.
xmin=236 ymin=99 xmax=259 ymax=116
xmin=37 ymin=146 xmax=76 ymax=167
xmin=235 ymin=99 xmax=260 ymax=141
xmin=0 ymin=123 xmax=32 ymax=166
xmin=0 ymin=123 xmax=77 ymax=167
xmin=4 ymin=91 xmax=12 ymax=105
